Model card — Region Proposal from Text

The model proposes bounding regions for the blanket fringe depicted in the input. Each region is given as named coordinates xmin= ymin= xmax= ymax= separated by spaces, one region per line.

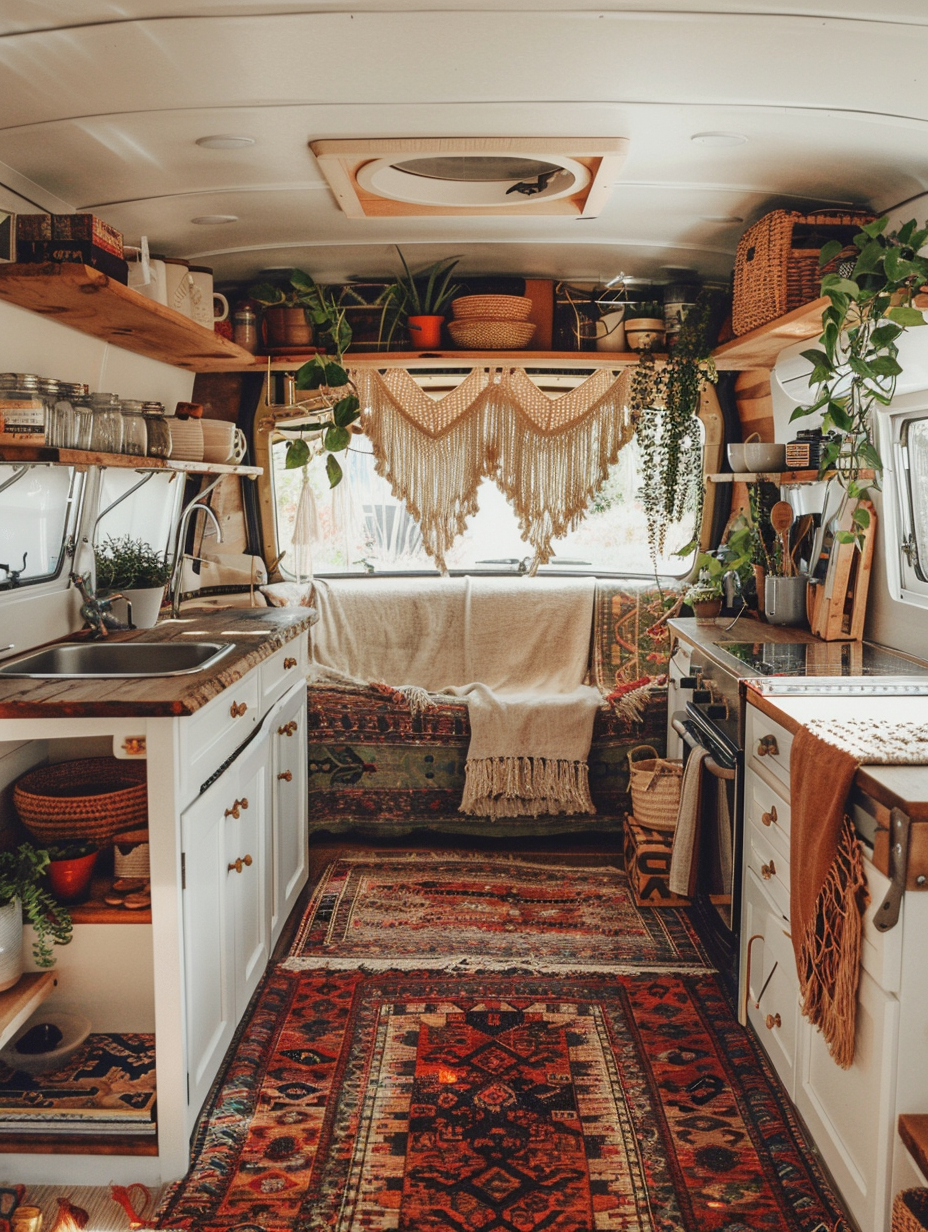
xmin=603 ymin=675 xmax=661 ymax=723
xmin=460 ymin=755 xmax=595 ymax=819
xmin=280 ymin=955 xmax=716 ymax=975
xmin=796 ymin=813 xmax=868 ymax=1069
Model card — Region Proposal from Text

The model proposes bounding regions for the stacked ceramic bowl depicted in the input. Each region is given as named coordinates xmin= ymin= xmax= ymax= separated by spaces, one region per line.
xmin=448 ymin=295 xmax=536 ymax=350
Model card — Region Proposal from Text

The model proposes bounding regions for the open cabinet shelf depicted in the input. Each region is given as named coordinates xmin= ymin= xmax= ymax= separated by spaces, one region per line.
xmin=0 ymin=263 xmax=256 ymax=372
xmin=0 ymin=973 xmax=56 ymax=1052
xmin=712 ymin=298 xmax=828 ymax=370
xmin=0 ymin=442 xmax=261 ymax=477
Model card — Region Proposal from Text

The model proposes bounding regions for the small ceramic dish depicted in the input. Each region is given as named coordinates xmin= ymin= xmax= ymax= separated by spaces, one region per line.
xmin=743 ymin=441 xmax=787 ymax=472
xmin=727 ymin=443 xmax=746 ymax=472
xmin=0 ymin=1010 xmax=91 ymax=1074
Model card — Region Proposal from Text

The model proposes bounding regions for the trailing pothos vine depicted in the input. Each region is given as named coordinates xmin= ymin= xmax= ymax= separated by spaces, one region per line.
xmin=632 ymin=288 xmax=728 ymax=565
xmin=793 ymin=215 xmax=928 ymax=546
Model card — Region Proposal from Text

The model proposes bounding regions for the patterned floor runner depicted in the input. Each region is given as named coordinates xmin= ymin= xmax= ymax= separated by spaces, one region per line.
xmin=156 ymin=965 xmax=851 ymax=1231
xmin=286 ymin=852 xmax=712 ymax=972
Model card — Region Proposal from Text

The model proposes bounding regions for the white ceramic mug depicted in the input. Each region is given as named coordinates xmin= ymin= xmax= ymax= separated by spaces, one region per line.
xmin=127 ymin=250 xmax=168 ymax=306
xmin=167 ymin=417 xmax=204 ymax=461
xmin=201 ymin=419 xmax=247 ymax=464
xmin=188 ymin=265 xmax=229 ymax=328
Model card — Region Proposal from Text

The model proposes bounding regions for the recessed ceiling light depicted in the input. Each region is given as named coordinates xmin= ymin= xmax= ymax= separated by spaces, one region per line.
xmin=196 ymin=135 xmax=255 ymax=150
xmin=700 ymin=214 xmax=744 ymax=223
xmin=190 ymin=214 xmax=238 ymax=225
xmin=691 ymin=132 xmax=748 ymax=147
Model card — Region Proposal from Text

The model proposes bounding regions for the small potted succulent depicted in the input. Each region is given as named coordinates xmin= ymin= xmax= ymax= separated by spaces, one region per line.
xmin=683 ymin=577 xmax=724 ymax=624
xmin=378 ymin=251 xmax=462 ymax=349
xmin=94 ymin=536 xmax=171 ymax=628
xmin=0 ymin=843 xmax=73 ymax=990
xmin=624 ymin=300 xmax=666 ymax=352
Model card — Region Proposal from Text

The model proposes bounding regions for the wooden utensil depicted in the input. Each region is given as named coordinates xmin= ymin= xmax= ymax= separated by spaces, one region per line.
xmin=770 ymin=501 xmax=794 ymax=576
xmin=790 ymin=513 xmax=814 ymax=571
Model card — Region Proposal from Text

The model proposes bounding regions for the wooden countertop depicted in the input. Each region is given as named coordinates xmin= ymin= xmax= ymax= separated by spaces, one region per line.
xmin=0 ymin=607 xmax=316 ymax=718
xmin=669 ymin=615 xmax=825 ymax=657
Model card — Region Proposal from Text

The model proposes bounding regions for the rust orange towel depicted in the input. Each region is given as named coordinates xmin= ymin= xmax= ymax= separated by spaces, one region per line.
xmin=789 ymin=725 xmax=867 ymax=1070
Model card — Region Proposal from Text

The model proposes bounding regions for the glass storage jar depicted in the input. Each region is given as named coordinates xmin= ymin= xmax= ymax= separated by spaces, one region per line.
xmin=119 ymin=399 xmax=148 ymax=456
xmin=88 ymin=392 xmax=123 ymax=454
xmin=57 ymin=382 xmax=90 ymax=450
xmin=141 ymin=402 xmax=171 ymax=458
xmin=37 ymin=377 xmax=61 ymax=446
xmin=0 ymin=373 xmax=46 ymax=447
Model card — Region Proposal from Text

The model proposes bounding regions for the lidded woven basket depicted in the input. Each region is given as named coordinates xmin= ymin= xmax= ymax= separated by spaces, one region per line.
xmin=13 ymin=757 xmax=148 ymax=846
xmin=626 ymin=744 xmax=682 ymax=832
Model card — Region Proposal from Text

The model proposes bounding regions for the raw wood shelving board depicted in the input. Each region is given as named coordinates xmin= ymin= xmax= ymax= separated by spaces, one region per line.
xmin=0 ymin=971 xmax=56 ymax=1052
xmin=708 ymin=469 xmax=875 ymax=484
xmin=0 ymin=263 xmax=256 ymax=372
xmin=256 ymin=349 xmax=661 ymax=371
xmin=712 ymin=299 xmax=828 ymax=370
xmin=0 ymin=443 xmax=261 ymax=477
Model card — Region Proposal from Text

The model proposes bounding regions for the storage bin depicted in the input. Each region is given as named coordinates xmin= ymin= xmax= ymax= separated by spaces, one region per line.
xmin=627 ymin=744 xmax=682 ymax=831
xmin=623 ymin=815 xmax=688 ymax=906
xmin=732 ymin=209 xmax=873 ymax=336
xmin=13 ymin=757 xmax=147 ymax=846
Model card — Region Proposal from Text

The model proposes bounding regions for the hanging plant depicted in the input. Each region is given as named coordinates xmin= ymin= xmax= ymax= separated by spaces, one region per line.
xmin=251 ymin=269 xmax=360 ymax=487
xmin=792 ymin=215 xmax=928 ymax=545
xmin=632 ymin=287 xmax=729 ymax=564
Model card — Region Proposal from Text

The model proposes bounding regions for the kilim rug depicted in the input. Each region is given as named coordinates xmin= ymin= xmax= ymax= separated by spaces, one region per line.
xmin=155 ymin=966 xmax=851 ymax=1232
xmin=285 ymin=853 xmax=712 ymax=972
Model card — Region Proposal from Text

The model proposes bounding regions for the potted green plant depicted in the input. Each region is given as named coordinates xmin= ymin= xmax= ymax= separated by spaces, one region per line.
xmin=0 ymin=843 xmax=73 ymax=989
xmin=378 ymin=251 xmax=462 ymax=349
xmin=624 ymin=300 xmax=666 ymax=352
xmin=248 ymin=273 xmax=318 ymax=351
xmin=94 ymin=536 xmax=171 ymax=627
xmin=683 ymin=576 xmax=724 ymax=624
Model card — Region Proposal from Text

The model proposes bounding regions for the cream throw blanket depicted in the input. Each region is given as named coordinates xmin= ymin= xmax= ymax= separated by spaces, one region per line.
xmin=310 ymin=576 xmax=601 ymax=819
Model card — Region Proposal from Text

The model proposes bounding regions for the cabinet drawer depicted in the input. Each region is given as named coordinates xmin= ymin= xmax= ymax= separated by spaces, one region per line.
xmin=260 ymin=640 xmax=307 ymax=708
xmin=181 ymin=671 xmax=260 ymax=799
xmin=747 ymin=821 xmax=790 ymax=920
xmin=743 ymin=868 xmax=800 ymax=1097
xmin=745 ymin=766 xmax=791 ymax=860
xmin=746 ymin=707 xmax=793 ymax=789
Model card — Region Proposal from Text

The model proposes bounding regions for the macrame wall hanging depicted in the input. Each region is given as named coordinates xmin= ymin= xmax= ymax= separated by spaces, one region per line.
xmin=352 ymin=365 xmax=636 ymax=572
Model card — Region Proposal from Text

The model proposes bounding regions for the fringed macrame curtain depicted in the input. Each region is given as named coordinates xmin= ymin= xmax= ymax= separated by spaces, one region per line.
xmin=352 ymin=366 xmax=636 ymax=572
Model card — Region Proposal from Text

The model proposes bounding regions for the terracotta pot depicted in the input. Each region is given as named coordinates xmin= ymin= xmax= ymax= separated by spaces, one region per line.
xmin=47 ymin=851 xmax=98 ymax=905
xmin=262 ymin=305 xmax=313 ymax=351
xmin=406 ymin=315 xmax=444 ymax=349
xmin=692 ymin=598 xmax=722 ymax=625
xmin=625 ymin=318 xmax=665 ymax=352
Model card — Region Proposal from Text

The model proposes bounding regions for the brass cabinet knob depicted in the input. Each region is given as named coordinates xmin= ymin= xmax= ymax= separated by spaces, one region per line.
xmin=761 ymin=860 xmax=776 ymax=880
xmin=756 ymin=735 xmax=779 ymax=757
xmin=223 ymin=796 xmax=249 ymax=819
xmin=227 ymin=853 xmax=254 ymax=874
xmin=765 ymin=1013 xmax=781 ymax=1030
xmin=284 ymin=656 xmax=297 ymax=669
xmin=277 ymin=720 xmax=298 ymax=737
xmin=761 ymin=805 xmax=778 ymax=827
xmin=230 ymin=700 xmax=248 ymax=718
xmin=277 ymin=770 xmax=293 ymax=782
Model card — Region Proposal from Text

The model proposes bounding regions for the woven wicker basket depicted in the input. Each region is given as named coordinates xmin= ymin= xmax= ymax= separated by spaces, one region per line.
xmin=627 ymin=744 xmax=682 ymax=832
xmin=13 ymin=757 xmax=148 ymax=846
xmin=447 ymin=319 xmax=536 ymax=349
xmin=451 ymin=295 xmax=533 ymax=321
xmin=893 ymin=1189 xmax=928 ymax=1232
xmin=732 ymin=209 xmax=874 ymax=336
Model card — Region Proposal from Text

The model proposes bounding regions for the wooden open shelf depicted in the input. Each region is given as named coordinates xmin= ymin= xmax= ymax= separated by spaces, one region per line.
xmin=712 ymin=298 xmax=828 ymax=370
xmin=255 ymin=349 xmax=663 ymax=372
xmin=0 ymin=972 xmax=57 ymax=1052
xmin=0 ymin=1130 xmax=157 ymax=1155
xmin=0 ymin=443 xmax=261 ymax=477
xmin=68 ymin=875 xmax=151 ymax=926
xmin=0 ymin=263 xmax=256 ymax=372
xmin=707 ymin=469 xmax=875 ymax=484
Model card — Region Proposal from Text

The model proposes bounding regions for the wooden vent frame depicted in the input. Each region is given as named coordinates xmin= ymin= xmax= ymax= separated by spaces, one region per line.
xmin=309 ymin=137 xmax=628 ymax=219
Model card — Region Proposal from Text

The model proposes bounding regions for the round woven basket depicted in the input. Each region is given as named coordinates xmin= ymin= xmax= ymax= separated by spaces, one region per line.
xmin=447 ymin=319 xmax=536 ymax=350
xmin=451 ymin=295 xmax=533 ymax=321
xmin=13 ymin=757 xmax=148 ymax=847
xmin=627 ymin=744 xmax=682 ymax=832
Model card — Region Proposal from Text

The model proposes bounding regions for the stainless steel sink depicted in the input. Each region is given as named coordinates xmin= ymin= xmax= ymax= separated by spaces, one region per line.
xmin=0 ymin=641 xmax=233 ymax=678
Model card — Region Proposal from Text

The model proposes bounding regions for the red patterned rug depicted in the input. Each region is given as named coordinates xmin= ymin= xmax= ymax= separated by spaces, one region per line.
xmin=156 ymin=967 xmax=850 ymax=1232
xmin=286 ymin=853 xmax=711 ymax=972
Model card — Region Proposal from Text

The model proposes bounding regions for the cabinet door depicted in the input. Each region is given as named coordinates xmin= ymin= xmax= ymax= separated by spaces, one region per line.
xmin=741 ymin=867 xmax=800 ymax=1098
xmin=794 ymin=966 xmax=899 ymax=1232
xmin=269 ymin=682 xmax=309 ymax=947
xmin=229 ymin=732 xmax=270 ymax=1011
xmin=181 ymin=773 xmax=237 ymax=1117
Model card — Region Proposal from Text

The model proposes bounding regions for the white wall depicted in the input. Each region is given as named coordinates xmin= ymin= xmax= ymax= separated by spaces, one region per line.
xmin=0 ymin=297 xmax=195 ymax=655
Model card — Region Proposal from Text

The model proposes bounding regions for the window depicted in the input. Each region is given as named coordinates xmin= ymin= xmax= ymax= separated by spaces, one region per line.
xmin=895 ymin=411 xmax=928 ymax=602
xmin=0 ymin=464 xmax=80 ymax=590
xmin=271 ymin=426 xmax=701 ymax=579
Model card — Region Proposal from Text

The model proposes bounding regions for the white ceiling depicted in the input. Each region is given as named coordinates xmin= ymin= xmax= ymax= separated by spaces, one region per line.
xmin=2 ymin=3 xmax=928 ymax=290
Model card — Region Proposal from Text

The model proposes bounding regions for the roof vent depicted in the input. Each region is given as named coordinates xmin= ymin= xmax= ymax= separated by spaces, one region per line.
xmin=311 ymin=138 xmax=627 ymax=218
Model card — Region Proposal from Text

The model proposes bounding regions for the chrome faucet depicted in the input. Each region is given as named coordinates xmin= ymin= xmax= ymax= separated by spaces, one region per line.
xmin=169 ymin=502 xmax=223 ymax=617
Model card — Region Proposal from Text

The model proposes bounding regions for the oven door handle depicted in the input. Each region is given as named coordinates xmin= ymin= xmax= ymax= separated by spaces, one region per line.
xmin=671 ymin=718 xmax=736 ymax=781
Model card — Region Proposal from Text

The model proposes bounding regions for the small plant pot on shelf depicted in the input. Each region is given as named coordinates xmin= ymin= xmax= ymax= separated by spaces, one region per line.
xmin=692 ymin=598 xmax=723 ymax=625
xmin=46 ymin=848 xmax=98 ymax=905
xmin=406 ymin=315 xmax=444 ymax=349
xmin=110 ymin=586 xmax=165 ymax=629
xmin=625 ymin=318 xmax=665 ymax=352
xmin=262 ymin=305 xmax=314 ymax=352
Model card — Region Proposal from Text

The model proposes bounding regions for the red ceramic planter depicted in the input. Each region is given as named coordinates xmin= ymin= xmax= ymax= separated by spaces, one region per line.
xmin=47 ymin=851 xmax=98 ymax=905
xmin=406 ymin=315 xmax=444 ymax=349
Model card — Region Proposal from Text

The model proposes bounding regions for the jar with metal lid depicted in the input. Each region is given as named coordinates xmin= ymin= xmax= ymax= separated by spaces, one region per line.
xmin=88 ymin=392 xmax=123 ymax=454
xmin=0 ymin=373 xmax=47 ymax=447
xmin=53 ymin=381 xmax=89 ymax=449
xmin=232 ymin=302 xmax=258 ymax=354
xmin=142 ymin=402 xmax=171 ymax=458
xmin=119 ymin=398 xmax=148 ymax=456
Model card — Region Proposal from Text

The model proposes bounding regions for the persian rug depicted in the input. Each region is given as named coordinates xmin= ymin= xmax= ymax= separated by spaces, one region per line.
xmin=155 ymin=966 xmax=851 ymax=1232
xmin=285 ymin=853 xmax=712 ymax=972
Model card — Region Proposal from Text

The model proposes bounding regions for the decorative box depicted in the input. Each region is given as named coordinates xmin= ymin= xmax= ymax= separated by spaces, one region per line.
xmin=17 ymin=213 xmax=124 ymax=257
xmin=623 ymin=814 xmax=688 ymax=906
xmin=16 ymin=240 xmax=128 ymax=284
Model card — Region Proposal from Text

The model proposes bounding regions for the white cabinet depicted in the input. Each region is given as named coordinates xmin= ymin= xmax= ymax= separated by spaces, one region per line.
xmin=182 ymin=723 xmax=269 ymax=1115
xmin=268 ymin=680 xmax=308 ymax=947
xmin=742 ymin=867 xmax=801 ymax=1099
